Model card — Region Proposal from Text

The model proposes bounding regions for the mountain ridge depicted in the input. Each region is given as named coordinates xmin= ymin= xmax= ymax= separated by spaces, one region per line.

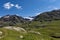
xmin=0 ymin=9 xmax=60 ymax=26
xmin=33 ymin=9 xmax=60 ymax=22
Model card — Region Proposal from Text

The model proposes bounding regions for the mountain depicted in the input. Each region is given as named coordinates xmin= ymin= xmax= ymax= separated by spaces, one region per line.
xmin=0 ymin=9 xmax=60 ymax=26
xmin=0 ymin=10 xmax=60 ymax=40
xmin=33 ymin=9 xmax=60 ymax=22
xmin=0 ymin=15 xmax=25 ymax=22
xmin=0 ymin=15 xmax=26 ymax=26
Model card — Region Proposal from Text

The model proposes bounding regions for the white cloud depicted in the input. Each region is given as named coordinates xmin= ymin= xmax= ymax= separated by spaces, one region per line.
xmin=3 ymin=2 xmax=22 ymax=9
xmin=3 ymin=2 xmax=14 ymax=9
xmin=10 ymin=4 xmax=14 ymax=7
xmin=15 ymin=4 xmax=22 ymax=9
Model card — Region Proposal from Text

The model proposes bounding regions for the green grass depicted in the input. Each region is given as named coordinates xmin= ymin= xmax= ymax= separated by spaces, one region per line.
xmin=0 ymin=20 xmax=60 ymax=40
xmin=0 ymin=28 xmax=51 ymax=40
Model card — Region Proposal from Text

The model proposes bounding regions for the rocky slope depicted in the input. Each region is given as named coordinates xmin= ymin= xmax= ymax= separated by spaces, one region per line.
xmin=34 ymin=9 xmax=60 ymax=22
xmin=0 ymin=15 xmax=25 ymax=22
xmin=0 ymin=15 xmax=26 ymax=26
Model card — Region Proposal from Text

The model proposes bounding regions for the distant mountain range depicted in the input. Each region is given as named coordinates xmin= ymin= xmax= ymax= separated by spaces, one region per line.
xmin=0 ymin=9 xmax=60 ymax=26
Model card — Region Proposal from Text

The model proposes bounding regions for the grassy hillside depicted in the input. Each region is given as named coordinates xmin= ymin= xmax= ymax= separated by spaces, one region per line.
xmin=0 ymin=20 xmax=60 ymax=40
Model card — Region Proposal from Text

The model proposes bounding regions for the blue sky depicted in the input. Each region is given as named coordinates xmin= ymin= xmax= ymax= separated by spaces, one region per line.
xmin=0 ymin=0 xmax=60 ymax=17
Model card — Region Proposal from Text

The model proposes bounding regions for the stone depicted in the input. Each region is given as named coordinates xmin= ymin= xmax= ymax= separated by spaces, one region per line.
xmin=20 ymin=35 xmax=24 ymax=39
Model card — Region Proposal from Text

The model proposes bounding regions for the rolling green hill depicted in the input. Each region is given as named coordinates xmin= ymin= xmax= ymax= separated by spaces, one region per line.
xmin=0 ymin=20 xmax=59 ymax=40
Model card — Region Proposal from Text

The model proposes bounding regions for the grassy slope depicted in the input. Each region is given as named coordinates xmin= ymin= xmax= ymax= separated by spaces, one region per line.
xmin=0 ymin=20 xmax=60 ymax=40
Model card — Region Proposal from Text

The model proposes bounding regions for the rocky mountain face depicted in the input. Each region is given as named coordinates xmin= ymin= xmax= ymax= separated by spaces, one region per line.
xmin=0 ymin=15 xmax=25 ymax=22
xmin=33 ymin=10 xmax=60 ymax=22
xmin=0 ymin=9 xmax=60 ymax=26
xmin=0 ymin=15 xmax=26 ymax=26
